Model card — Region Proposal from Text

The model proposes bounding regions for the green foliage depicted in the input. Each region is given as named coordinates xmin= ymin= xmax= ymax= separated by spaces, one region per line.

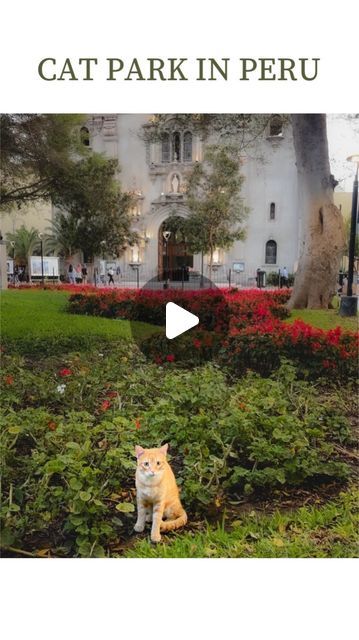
xmin=1 ymin=347 xmax=354 ymax=556
xmin=44 ymin=212 xmax=80 ymax=258
xmin=185 ymin=145 xmax=248 ymax=273
xmin=6 ymin=226 xmax=41 ymax=262
xmin=266 ymin=271 xmax=295 ymax=287
xmin=126 ymin=487 xmax=359 ymax=558
xmin=0 ymin=114 xmax=85 ymax=209
xmin=52 ymin=154 xmax=136 ymax=260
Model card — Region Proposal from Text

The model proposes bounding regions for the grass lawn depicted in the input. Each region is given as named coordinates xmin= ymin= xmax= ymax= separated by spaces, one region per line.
xmin=286 ymin=308 xmax=358 ymax=331
xmin=0 ymin=289 xmax=158 ymax=352
xmin=126 ymin=487 xmax=359 ymax=558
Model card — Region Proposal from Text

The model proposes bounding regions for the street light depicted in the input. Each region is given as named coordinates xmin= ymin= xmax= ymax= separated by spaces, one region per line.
xmin=10 ymin=241 xmax=15 ymax=283
xmin=162 ymin=230 xmax=171 ymax=289
xmin=38 ymin=233 xmax=44 ymax=287
xmin=340 ymin=154 xmax=359 ymax=317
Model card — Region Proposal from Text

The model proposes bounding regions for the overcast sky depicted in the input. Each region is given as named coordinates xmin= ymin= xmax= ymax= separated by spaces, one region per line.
xmin=327 ymin=114 xmax=359 ymax=192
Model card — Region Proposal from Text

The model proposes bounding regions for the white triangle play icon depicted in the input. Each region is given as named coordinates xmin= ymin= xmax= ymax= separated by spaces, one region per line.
xmin=166 ymin=302 xmax=199 ymax=339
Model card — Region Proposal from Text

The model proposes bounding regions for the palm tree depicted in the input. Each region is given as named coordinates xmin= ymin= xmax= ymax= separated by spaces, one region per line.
xmin=6 ymin=226 xmax=40 ymax=263
xmin=45 ymin=212 xmax=80 ymax=258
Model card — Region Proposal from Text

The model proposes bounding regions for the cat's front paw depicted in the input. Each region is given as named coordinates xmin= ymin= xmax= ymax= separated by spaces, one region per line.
xmin=134 ymin=522 xmax=145 ymax=533
xmin=151 ymin=532 xmax=162 ymax=543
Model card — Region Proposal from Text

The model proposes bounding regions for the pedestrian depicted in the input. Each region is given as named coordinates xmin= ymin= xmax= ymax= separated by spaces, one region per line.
xmin=81 ymin=264 xmax=88 ymax=284
xmin=68 ymin=264 xmax=76 ymax=284
xmin=75 ymin=264 xmax=82 ymax=284
xmin=280 ymin=266 xmax=289 ymax=288
xmin=108 ymin=267 xmax=115 ymax=285
xmin=116 ymin=265 xmax=121 ymax=282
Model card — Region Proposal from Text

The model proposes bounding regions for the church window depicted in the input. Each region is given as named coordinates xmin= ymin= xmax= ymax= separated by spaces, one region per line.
xmin=161 ymin=132 xmax=170 ymax=163
xmin=270 ymin=202 xmax=276 ymax=220
xmin=183 ymin=131 xmax=193 ymax=162
xmin=269 ymin=115 xmax=283 ymax=137
xmin=265 ymin=240 xmax=277 ymax=264
xmin=172 ymin=132 xmax=181 ymax=162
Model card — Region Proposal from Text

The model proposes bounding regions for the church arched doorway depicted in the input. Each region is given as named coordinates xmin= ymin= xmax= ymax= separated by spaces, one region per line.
xmin=158 ymin=218 xmax=194 ymax=281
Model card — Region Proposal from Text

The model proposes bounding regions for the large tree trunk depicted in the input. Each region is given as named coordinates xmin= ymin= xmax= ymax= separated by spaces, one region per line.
xmin=288 ymin=115 xmax=345 ymax=309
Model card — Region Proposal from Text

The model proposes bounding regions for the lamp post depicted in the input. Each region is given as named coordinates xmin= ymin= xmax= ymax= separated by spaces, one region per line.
xmin=10 ymin=241 xmax=15 ymax=283
xmin=38 ymin=233 xmax=44 ymax=287
xmin=162 ymin=230 xmax=171 ymax=289
xmin=340 ymin=154 xmax=359 ymax=317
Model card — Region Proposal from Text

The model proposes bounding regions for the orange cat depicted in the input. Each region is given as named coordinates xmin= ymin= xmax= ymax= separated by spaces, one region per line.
xmin=134 ymin=443 xmax=187 ymax=543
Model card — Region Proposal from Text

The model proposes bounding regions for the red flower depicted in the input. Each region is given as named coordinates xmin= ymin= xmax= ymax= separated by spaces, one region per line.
xmin=48 ymin=421 xmax=57 ymax=431
xmin=322 ymin=360 xmax=331 ymax=368
xmin=154 ymin=356 xmax=162 ymax=365
xmin=166 ymin=354 xmax=175 ymax=362
xmin=106 ymin=391 xmax=118 ymax=398
xmin=4 ymin=375 xmax=14 ymax=385
xmin=193 ymin=338 xmax=202 ymax=349
xmin=59 ymin=368 xmax=72 ymax=377
xmin=134 ymin=418 xmax=141 ymax=430
xmin=100 ymin=399 xmax=111 ymax=411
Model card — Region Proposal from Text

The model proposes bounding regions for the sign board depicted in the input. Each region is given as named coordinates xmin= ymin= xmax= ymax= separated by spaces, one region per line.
xmin=30 ymin=256 xmax=59 ymax=277
xmin=233 ymin=261 xmax=245 ymax=273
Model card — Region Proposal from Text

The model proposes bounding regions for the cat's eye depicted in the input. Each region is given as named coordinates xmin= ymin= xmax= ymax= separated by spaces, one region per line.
xmin=144 ymin=461 xmax=149 ymax=467
xmin=156 ymin=461 xmax=160 ymax=466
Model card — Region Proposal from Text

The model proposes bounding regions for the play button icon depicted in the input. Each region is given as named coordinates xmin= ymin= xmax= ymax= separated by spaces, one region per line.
xmin=166 ymin=302 xmax=199 ymax=339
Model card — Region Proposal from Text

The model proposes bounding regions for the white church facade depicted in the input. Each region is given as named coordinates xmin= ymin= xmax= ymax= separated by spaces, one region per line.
xmin=84 ymin=114 xmax=301 ymax=285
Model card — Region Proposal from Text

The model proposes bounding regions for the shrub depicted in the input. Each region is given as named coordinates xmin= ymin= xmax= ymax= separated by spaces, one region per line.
xmin=67 ymin=287 xmax=291 ymax=331
xmin=0 ymin=355 xmax=353 ymax=556
xmin=219 ymin=320 xmax=358 ymax=379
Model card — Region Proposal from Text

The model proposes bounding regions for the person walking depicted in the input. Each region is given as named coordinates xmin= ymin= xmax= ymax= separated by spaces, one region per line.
xmin=108 ymin=267 xmax=115 ymax=285
xmin=68 ymin=264 xmax=76 ymax=284
xmin=81 ymin=264 xmax=88 ymax=284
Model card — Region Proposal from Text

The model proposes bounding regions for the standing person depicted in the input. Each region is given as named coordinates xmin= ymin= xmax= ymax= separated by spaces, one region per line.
xmin=75 ymin=264 xmax=82 ymax=284
xmin=108 ymin=267 xmax=115 ymax=285
xmin=81 ymin=264 xmax=88 ymax=284
xmin=280 ymin=266 xmax=289 ymax=288
xmin=68 ymin=263 xmax=76 ymax=284
xmin=116 ymin=265 xmax=121 ymax=283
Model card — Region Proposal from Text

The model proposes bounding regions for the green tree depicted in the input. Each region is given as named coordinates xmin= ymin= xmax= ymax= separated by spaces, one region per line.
xmin=52 ymin=154 xmax=136 ymax=261
xmin=0 ymin=114 xmax=85 ymax=209
xmin=185 ymin=145 xmax=247 ymax=281
xmin=6 ymin=226 xmax=40 ymax=263
xmin=45 ymin=212 xmax=80 ymax=258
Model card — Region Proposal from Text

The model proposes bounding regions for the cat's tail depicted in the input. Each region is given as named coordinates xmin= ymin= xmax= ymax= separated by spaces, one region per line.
xmin=160 ymin=509 xmax=188 ymax=532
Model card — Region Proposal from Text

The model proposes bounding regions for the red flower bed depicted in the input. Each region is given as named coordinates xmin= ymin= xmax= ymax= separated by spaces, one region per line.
xmin=65 ymin=287 xmax=358 ymax=379
xmin=219 ymin=320 xmax=358 ymax=379
xmin=68 ymin=287 xmax=291 ymax=331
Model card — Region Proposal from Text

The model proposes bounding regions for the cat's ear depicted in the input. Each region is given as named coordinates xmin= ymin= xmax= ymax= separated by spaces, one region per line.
xmin=159 ymin=443 xmax=168 ymax=456
xmin=135 ymin=445 xmax=145 ymax=458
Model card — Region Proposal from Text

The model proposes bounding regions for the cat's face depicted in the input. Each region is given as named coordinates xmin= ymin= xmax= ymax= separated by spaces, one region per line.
xmin=135 ymin=444 xmax=168 ymax=479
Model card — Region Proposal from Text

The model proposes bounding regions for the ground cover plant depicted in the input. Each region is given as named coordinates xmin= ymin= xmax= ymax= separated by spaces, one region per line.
xmin=1 ymin=289 xmax=358 ymax=558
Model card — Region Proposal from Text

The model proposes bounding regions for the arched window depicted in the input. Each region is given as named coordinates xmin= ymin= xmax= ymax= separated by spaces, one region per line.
xmin=269 ymin=115 xmax=283 ymax=137
xmin=172 ymin=132 xmax=181 ymax=162
xmin=183 ymin=131 xmax=192 ymax=162
xmin=80 ymin=126 xmax=90 ymax=147
xmin=265 ymin=240 xmax=277 ymax=264
xmin=270 ymin=202 xmax=276 ymax=220
xmin=161 ymin=132 xmax=170 ymax=163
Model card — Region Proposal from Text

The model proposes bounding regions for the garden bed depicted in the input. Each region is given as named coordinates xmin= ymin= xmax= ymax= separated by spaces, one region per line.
xmin=1 ymin=289 xmax=358 ymax=558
